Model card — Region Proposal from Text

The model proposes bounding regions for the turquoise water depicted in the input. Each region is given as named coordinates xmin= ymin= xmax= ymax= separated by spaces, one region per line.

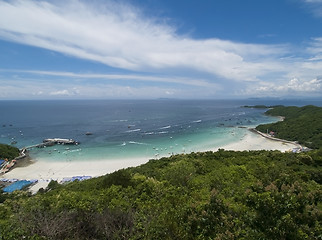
xmin=41 ymin=126 xmax=249 ymax=162
xmin=1 ymin=99 xmax=318 ymax=162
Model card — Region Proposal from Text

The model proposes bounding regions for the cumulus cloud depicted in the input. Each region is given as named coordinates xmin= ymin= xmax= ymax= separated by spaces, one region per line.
xmin=33 ymin=91 xmax=44 ymax=96
xmin=243 ymin=77 xmax=322 ymax=97
xmin=49 ymin=89 xmax=72 ymax=96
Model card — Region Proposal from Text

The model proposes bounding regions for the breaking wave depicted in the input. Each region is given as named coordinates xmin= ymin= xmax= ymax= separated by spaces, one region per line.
xmin=126 ymin=128 xmax=141 ymax=133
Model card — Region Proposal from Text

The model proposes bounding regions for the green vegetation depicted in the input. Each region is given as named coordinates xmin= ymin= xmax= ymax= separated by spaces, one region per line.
xmin=256 ymin=105 xmax=322 ymax=149
xmin=1 ymin=105 xmax=321 ymax=239
xmin=0 ymin=143 xmax=20 ymax=160
xmin=1 ymin=150 xmax=321 ymax=239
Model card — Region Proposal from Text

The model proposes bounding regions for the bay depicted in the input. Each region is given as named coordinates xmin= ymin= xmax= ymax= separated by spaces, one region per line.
xmin=1 ymin=99 xmax=321 ymax=162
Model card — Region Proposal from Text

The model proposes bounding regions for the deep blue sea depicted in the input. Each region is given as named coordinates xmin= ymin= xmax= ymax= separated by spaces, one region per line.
xmin=1 ymin=99 xmax=321 ymax=162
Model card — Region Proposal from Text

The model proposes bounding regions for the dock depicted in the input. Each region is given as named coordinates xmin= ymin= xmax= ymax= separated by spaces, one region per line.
xmin=24 ymin=138 xmax=79 ymax=150
xmin=1 ymin=138 xmax=79 ymax=175
xmin=43 ymin=138 xmax=79 ymax=145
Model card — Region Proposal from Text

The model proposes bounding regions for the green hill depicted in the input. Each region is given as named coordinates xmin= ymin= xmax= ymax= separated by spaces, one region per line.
xmin=1 ymin=150 xmax=321 ymax=239
xmin=256 ymin=105 xmax=322 ymax=149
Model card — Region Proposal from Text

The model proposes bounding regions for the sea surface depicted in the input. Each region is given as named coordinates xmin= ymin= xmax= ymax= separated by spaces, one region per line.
xmin=1 ymin=99 xmax=321 ymax=162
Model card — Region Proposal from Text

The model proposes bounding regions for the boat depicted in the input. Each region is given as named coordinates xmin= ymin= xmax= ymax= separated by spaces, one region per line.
xmin=85 ymin=132 xmax=93 ymax=135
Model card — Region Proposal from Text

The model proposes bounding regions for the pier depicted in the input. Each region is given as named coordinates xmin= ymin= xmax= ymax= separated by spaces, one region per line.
xmin=1 ymin=138 xmax=79 ymax=175
xmin=43 ymin=138 xmax=79 ymax=145
xmin=25 ymin=138 xmax=79 ymax=150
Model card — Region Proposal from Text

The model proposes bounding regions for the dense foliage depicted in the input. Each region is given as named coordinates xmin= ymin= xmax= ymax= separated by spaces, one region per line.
xmin=0 ymin=143 xmax=20 ymax=160
xmin=256 ymin=105 xmax=322 ymax=149
xmin=0 ymin=150 xmax=321 ymax=239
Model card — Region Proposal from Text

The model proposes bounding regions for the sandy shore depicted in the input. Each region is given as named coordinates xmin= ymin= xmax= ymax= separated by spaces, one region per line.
xmin=3 ymin=157 xmax=149 ymax=181
xmin=213 ymin=129 xmax=298 ymax=152
xmin=2 ymin=157 xmax=150 ymax=193
xmin=1 ymin=129 xmax=299 ymax=193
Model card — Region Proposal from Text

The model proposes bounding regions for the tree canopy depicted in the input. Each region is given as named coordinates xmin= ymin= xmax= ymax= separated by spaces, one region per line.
xmin=0 ymin=143 xmax=20 ymax=160
xmin=1 ymin=105 xmax=321 ymax=239
xmin=0 ymin=150 xmax=321 ymax=239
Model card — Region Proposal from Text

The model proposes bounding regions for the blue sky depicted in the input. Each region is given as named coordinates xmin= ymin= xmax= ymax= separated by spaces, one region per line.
xmin=0 ymin=0 xmax=322 ymax=99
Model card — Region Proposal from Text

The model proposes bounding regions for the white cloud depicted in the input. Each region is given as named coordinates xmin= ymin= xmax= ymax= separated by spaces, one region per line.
xmin=0 ymin=0 xmax=287 ymax=83
xmin=0 ymin=69 xmax=221 ymax=91
xmin=0 ymin=76 xmax=220 ymax=99
xmin=307 ymin=38 xmax=322 ymax=58
xmin=49 ymin=87 xmax=81 ymax=96
xmin=17 ymin=70 xmax=217 ymax=87
xmin=0 ymin=0 xmax=321 ymax=99
xmin=33 ymin=91 xmax=43 ymax=96
xmin=285 ymin=77 xmax=322 ymax=92
xmin=304 ymin=0 xmax=322 ymax=3
xmin=302 ymin=0 xmax=322 ymax=17
xmin=242 ymin=77 xmax=322 ymax=97
xmin=50 ymin=89 xmax=72 ymax=96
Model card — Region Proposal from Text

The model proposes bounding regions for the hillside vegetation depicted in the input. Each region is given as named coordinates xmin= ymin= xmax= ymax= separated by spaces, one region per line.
xmin=1 ymin=150 xmax=321 ymax=239
xmin=1 ymin=105 xmax=321 ymax=239
xmin=256 ymin=105 xmax=322 ymax=149
xmin=0 ymin=143 xmax=20 ymax=160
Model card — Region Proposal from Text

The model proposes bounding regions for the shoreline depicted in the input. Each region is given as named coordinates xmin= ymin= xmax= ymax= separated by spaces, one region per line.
xmin=1 ymin=128 xmax=301 ymax=193
xmin=249 ymin=128 xmax=302 ymax=149
xmin=215 ymin=128 xmax=300 ymax=151
xmin=2 ymin=129 xmax=298 ymax=180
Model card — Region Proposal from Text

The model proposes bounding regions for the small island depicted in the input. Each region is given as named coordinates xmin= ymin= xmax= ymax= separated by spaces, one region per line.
xmin=243 ymin=104 xmax=283 ymax=109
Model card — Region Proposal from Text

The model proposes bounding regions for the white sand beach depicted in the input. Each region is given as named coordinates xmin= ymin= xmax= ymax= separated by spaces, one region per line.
xmin=2 ymin=129 xmax=299 ymax=193
xmin=2 ymin=157 xmax=151 ymax=193
xmin=3 ymin=157 xmax=149 ymax=181
xmin=215 ymin=130 xmax=298 ymax=152
xmin=2 ymin=157 xmax=149 ymax=192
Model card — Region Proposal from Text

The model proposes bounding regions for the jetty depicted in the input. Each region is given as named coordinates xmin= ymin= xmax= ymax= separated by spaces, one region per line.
xmin=43 ymin=138 xmax=79 ymax=145
xmin=1 ymin=138 xmax=79 ymax=174
xmin=24 ymin=138 xmax=79 ymax=150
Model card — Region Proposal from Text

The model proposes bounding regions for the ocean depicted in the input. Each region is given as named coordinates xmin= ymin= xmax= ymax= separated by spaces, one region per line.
xmin=1 ymin=99 xmax=321 ymax=162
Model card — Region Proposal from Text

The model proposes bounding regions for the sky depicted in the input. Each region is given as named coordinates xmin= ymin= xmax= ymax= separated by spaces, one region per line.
xmin=0 ymin=0 xmax=322 ymax=99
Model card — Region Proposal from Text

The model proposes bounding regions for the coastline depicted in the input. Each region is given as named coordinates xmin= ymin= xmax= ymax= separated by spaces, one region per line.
xmin=3 ymin=157 xmax=149 ymax=181
xmin=214 ymin=128 xmax=299 ymax=152
xmin=2 ymin=157 xmax=151 ymax=193
xmin=2 ymin=128 xmax=299 ymax=188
